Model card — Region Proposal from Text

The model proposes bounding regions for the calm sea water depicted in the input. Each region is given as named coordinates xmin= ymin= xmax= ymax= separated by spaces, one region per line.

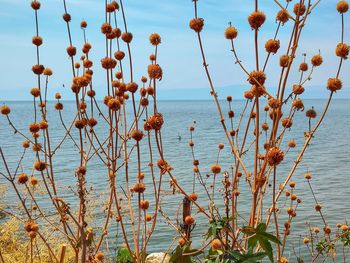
xmin=0 ymin=99 xmax=349 ymax=261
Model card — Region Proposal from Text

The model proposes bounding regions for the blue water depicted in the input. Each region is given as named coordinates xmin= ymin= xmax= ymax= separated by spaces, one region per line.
xmin=0 ymin=99 xmax=349 ymax=261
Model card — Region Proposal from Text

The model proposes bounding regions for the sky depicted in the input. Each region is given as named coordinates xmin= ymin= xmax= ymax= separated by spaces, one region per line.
xmin=0 ymin=0 xmax=349 ymax=101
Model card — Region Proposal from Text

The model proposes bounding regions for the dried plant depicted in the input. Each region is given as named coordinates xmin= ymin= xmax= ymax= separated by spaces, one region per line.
xmin=0 ymin=0 xmax=349 ymax=263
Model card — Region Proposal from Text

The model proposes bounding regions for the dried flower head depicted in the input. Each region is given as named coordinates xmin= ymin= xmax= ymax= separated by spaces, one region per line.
xmin=66 ymin=46 xmax=77 ymax=57
xmin=101 ymin=57 xmax=117 ymax=69
xmin=62 ymin=13 xmax=71 ymax=22
xmin=101 ymin=23 xmax=112 ymax=34
xmin=265 ymin=39 xmax=280 ymax=54
xmin=335 ymin=43 xmax=349 ymax=59
xmin=211 ymin=239 xmax=222 ymax=251
xmin=225 ymin=26 xmax=238 ymax=39
xmin=127 ymin=82 xmax=138 ymax=93
xmin=18 ymin=173 xmax=29 ymax=184
xmin=288 ymin=140 xmax=296 ymax=148
xmin=32 ymin=64 xmax=45 ymax=75
xmin=107 ymin=98 xmax=120 ymax=111
xmin=95 ymin=252 xmax=104 ymax=262
xmin=1 ymin=105 xmax=11 ymax=115
xmin=22 ymin=140 xmax=30 ymax=148
xmin=149 ymin=33 xmax=161 ymax=45
xmin=121 ymin=32 xmax=133 ymax=43
xmin=244 ymin=90 xmax=254 ymax=100
xmin=32 ymin=36 xmax=43 ymax=46
xmin=34 ymin=161 xmax=46 ymax=171
xmin=188 ymin=192 xmax=198 ymax=201
xmin=251 ymin=85 xmax=266 ymax=97
xmin=31 ymin=1 xmax=41 ymax=10
xmin=311 ymin=54 xmax=323 ymax=66
xmin=81 ymin=20 xmax=87 ymax=28
xmin=293 ymin=3 xmax=306 ymax=16
xmin=114 ymin=51 xmax=125 ymax=61
xmin=337 ymin=1 xmax=349 ymax=13
xmin=306 ymin=108 xmax=317 ymax=118
xmin=282 ymin=118 xmax=293 ymax=128
xmin=248 ymin=71 xmax=266 ymax=86
xmin=248 ymin=11 xmax=266 ymax=29
xmin=148 ymin=64 xmax=163 ymax=79
xmin=140 ymin=200 xmax=149 ymax=210
xmin=133 ymin=182 xmax=146 ymax=193
xmin=184 ymin=215 xmax=195 ymax=225
xmin=299 ymin=62 xmax=308 ymax=71
xmin=304 ymin=172 xmax=312 ymax=180
xmin=276 ymin=9 xmax=289 ymax=24
xmin=189 ymin=18 xmax=204 ymax=32
xmin=292 ymin=84 xmax=305 ymax=95
xmin=211 ymin=164 xmax=221 ymax=174
xmin=55 ymin=103 xmax=63 ymax=110
xmin=327 ymin=78 xmax=342 ymax=92
xmin=280 ymin=55 xmax=290 ymax=67
xmin=267 ymin=147 xmax=284 ymax=166
xmin=292 ymin=98 xmax=304 ymax=110
xmin=131 ymin=129 xmax=144 ymax=141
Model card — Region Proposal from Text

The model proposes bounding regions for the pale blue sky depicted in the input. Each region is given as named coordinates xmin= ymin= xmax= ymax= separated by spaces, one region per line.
xmin=0 ymin=0 xmax=349 ymax=100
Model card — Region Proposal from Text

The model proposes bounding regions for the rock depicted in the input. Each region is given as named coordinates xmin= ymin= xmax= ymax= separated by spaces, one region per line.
xmin=145 ymin=252 xmax=170 ymax=263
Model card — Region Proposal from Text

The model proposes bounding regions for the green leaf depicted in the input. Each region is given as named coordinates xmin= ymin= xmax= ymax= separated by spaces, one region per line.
xmin=256 ymin=223 xmax=267 ymax=233
xmin=258 ymin=237 xmax=274 ymax=262
xmin=115 ymin=247 xmax=133 ymax=263
xmin=259 ymin=232 xmax=281 ymax=245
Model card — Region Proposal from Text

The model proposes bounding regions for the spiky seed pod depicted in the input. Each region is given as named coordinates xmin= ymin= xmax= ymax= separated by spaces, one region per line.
xmin=149 ymin=54 xmax=156 ymax=61
xmin=224 ymin=26 xmax=238 ymax=39
xmin=280 ymin=55 xmax=290 ymax=67
xmin=250 ymin=85 xmax=266 ymax=97
xmin=265 ymin=39 xmax=280 ymax=54
xmin=101 ymin=23 xmax=112 ymax=34
xmin=81 ymin=21 xmax=87 ymax=28
xmin=127 ymin=82 xmax=138 ymax=93
xmin=244 ymin=90 xmax=254 ymax=100
xmin=121 ymin=32 xmax=133 ymax=43
xmin=75 ymin=119 xmax=85 ymax=129
xmin=101 ymin=57 xmax=117 ymax=69
xmin=228 ymin=110 xmax=234 ymax=118
xmin=82 ymin=43 xmax=92 ymax=54
xmin=211 ymin=239 xmax=222 ymax=251
xmin=43 ymin=68 xmax=52 ymax=76
xmin=248 ymin=11 xmax=266 ymax=29
xmin=299 ymin=62 xmax=308 ymax=71
xmin=146 ymin=214 xmax=152 ymax=222
xmin=178 ymin=238 xmax=186 ymax=246
xmin=39 ymin=120 xmax=48 ymax=130
xmin=226 ymin=96 xmax=232 ymax=102
xmin=292 ymin=98 xmax=304 ymax=110
xmin=293 ymin=84 xmax=305 ymax=95
xmin=211 ymin=164 xmax=221 ymax=174
xmin=32 ymin=36 xmax=43 ymax=46
xmin=149 ymin=33 xmax=161 ymax=45
xmin=262 ymin=122 xmax=269 ymax=131
xmin=83 ymin=59 xmax=93 ymax=69
xmin=30 ymin=88 xmax=40 ymax=97
xmin=148 ymin=64 xmax=163 ymax=79
xmin=32 ymin=64 xmax=45 ymax=75
xmin=248 ymin=71 xmax=266 ymax=86
xmin=288 ymin=140 xmax=296 ymax=148
xmin=32 ymin=143 xmax=41 ymax=152
xmin=268 ymin=97 xmax=281 ymax=109
xmin=106 ymin=3 xmax=116 ymax=12
xmin=337 ymin=1 xmax=349 ymax=13
xmin=22 ymin=140 xmax=30 ymax=148
xmin=133 ymin=182 xmax=146 ymax=193
xmin=140 ymin=200 xmax=149 ymax=210
xmin=1 ymin=105 xmax=11 ymax=115
xmin=34 ymin=161 xmax=46 ymax=171
xmin=327 ymin=78 xmax=342 ymax=92
xmin=140 ymin=98 xmax=149 ymax=107
xmin=184 ymin=215 xmax=195 ymax=225
xmin=335 ymin=43 xmax=349 ymax=59
xmin=306 ymin=108 xmax=317 ymax=118
xmin=267 ymin=147 xmax=284 ymax=166
xmin=114 ymin=51 xmax=125 ymax=61
xmin=55 ymin=103 xmax=63 ymax=110
xmin=276 ymin=9 xmax=289 ymax=24
xmin=62 ymin=13 xmax=71 ymax=22
xmin=66 ymin=46 xmax=76 ymax=57
xmin=131 ymin=129 xmax=143 ymax=141
xmin=311 ymin=54 xmax=323 ymax=66
xmin=341 ymin=225 xmax=349 ymax=231
xmin=111 ymin=1 xmax=119 ymax=10
xmin=304 ymin=172 xmax=312 ymax=180
xmin=188 ymin=193 xmax=198 ymax=202
xmin=31 ymin=1 xmax=41 ymax=10
xmin=189 ymin=18 xmax=204 ymax=32
xmin=293 ymin=3 xmax=306 ymax=16
xmin=18 ymin=173 xmax=29 ymax=184
xmin=107 ymin=98 xmax=120 ymax=111
xmin=29 ymin=123 xmax=40 ymax=133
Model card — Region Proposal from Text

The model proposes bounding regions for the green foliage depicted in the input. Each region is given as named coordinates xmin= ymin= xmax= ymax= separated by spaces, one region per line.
xmin=341 ymin=230 xmax=350 ymax=247
xmin=204 ymin=248 xmax=267 ymax=263
xmin=241 ymin=223 xmax=281 ymax=263
xmin=206 ymin=218 xmax=232 ymax=240
xmin=115 ymin=248 xmax=133 ymax=263
xmin=169 ymin=242 xmax=202 ymax=263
